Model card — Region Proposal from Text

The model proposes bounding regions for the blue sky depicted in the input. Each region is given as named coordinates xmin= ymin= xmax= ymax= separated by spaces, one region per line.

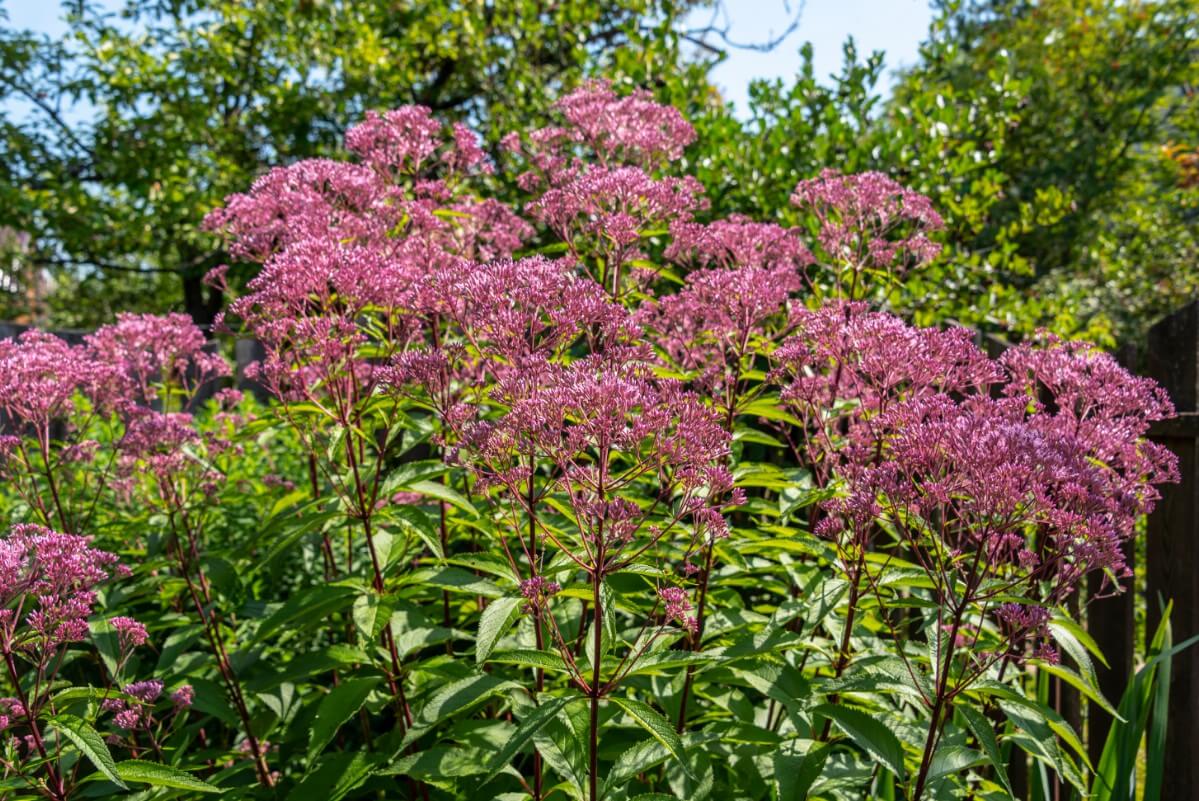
xmin=688 ymin=0 xmax=932 ymax=109
xmin=4 ymin=0 xmax=933 ymax=114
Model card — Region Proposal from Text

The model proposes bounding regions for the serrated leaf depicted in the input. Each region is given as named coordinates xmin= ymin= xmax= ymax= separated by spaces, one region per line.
xmin=927 ymin=744 xmax=985 ymax=781
xmin=480 ymin=695 xmax=575 ymax=785
xmin=607 ymin=732 xmax=719 ymax=792
xmin=775 ymin=741 xmax=830 ymax=801
xmin=390 ymin=505 xmax=442 ymax=560
xmin=402 ymin=479 xmax=477 ymax=517
xmin=1034 ymin=660 xmax=1119 ymax=718
xmin=959 ymin=704 xmax=1012 ymax=796
xmin=486 ymin=649 xmax=570 ymax=673
xmin=352 ymin=591 xmax=392 ymax=642
xmin=253 ymin=584 xmax=356 ymax=645
xmin=115 ymin=760 xmax=222 ymax=793
xmin=811 ymin=703 xmax=905 ymax=780
xmin=476 ymin=597 xmax=521 ymax=664
xmin=610 ymin=697 xmax=692 ymax=778
xmin=403 ymin=673 xmax=520 ymax=746
xmin=287 ymin=751 xmax=377 ymax=801
xmin=51 ymin=715 xmax=127 ymax=789
xmin=308 ymin=677 xmax=379 ymax=760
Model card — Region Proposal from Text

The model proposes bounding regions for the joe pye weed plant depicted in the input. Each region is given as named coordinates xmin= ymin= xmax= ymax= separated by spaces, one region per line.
xmin=0 ymin=81 xmax=1180 ymax=801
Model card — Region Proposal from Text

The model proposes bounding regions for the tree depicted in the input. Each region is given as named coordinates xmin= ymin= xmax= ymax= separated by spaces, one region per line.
xmin=891 ymin=0 xmax=1199 ymax=343
xmin=0 ymin=0 xmax=714 ymax=327
xmin=688 ymin=0 xmax=1199 ymax=344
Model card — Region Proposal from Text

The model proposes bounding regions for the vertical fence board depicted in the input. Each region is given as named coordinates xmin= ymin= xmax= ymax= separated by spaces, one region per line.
xmin=1085 ymin=345 xmax=1140 ymax=770
xmin=1146 ymin=301 xmax=1199 ymax=801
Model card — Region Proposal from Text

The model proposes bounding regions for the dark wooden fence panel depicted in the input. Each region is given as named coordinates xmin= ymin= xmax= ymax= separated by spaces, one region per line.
xmin=1145 ymin=301 xmax=1199 ymax=801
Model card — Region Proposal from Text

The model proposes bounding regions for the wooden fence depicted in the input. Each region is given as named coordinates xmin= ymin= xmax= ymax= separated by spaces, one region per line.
xmin=4 ymin=306 xmax=1199 ymax=797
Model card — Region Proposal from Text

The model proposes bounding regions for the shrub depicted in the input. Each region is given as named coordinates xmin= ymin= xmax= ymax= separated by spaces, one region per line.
xmin=0 ymin=82 xmax=1177 ymax=801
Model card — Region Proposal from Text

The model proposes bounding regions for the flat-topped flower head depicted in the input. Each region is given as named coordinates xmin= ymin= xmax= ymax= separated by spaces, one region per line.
xmin=640 ymin=263 xmax=805 ymax=401
xmin=110 ymin=616 xmax=149 ymax=649
xmin=1002 ymin=333 xmax=1180 ymax=522
xmin=435 ymin=255 xmax=633 ymax=365
xmin=529 ymin=166 xmax=705 ymax=292
xmin=345 ymin=106 xmax=445 ymax=175
xmin=553 ymin=79 xmax=696 ymax=168
xmin=791 ymin=170 xmax=943 ymax=296
xmin=666 ymin=216 xmax=813 ymax=272
xmin=87 ymin=313 xmax=229 ymax=409
xmin=773 ymin=302 xmax=999 ymax=482
xmin=0 ymin=330 xmax=109 ymax=428
xmin=0 ymin=525 xmax=120 ymax=646
xmin=203 ymin=159 xmax=394 ymax=261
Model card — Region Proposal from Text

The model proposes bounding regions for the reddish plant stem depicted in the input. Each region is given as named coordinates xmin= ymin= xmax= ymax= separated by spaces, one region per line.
xmin=168 ymin=536 xmax=273 ymax=787
xmin=911 ymin=602 xmax=968 ymax=801
xmin=2 ymin=648 xmax=65 ymax=801
xmin=675 ymin=539 xmax=716 ymax=732
xmin=818 ymin=560 xmax=863 ymax=740
xmin=528 ymin=462 xmax=545 ymax=801
xmin=309 ymin=453 xmax=337 ymax=578
xmin=588 ymin=563 xmax=604 ymax=801
xmin=39 ymin=435 xmax=69 ymax=533
xmin=343 ymin=434 xmax=413 ymax=727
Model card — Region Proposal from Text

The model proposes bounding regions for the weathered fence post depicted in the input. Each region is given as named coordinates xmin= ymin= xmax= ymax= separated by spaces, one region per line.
xmin=1085 ymin=344 xmax=1139 ymax=770
xmin=234 ymin=338 xmax=268 ymax=401
xmin=1145 ymin=300 xmax=1199 ymax=801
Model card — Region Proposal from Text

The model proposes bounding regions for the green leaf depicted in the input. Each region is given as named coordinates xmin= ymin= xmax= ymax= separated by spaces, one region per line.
xmin=402 ymin=479 xmax=478 ymax=517
xmin=308 ymin=677 xmax=380 ymax=760
xmin=51 ymin=715 xmax=127 ymax=790
xmin=1034 ymin=660 xmax=1119 ymax=718
xmin=811 ymin=704 xmax=905 ymax=780
xmin=247 ymin=645 xmax=367 ymax=692
xmin=959 ymin=704 xmax=1012 ymax=796
xmin=352 ymin=591 xmax=392 ymax=642
xmin=476 ymin=596 xmax=521 ymax=664
xmin=403 ymin=673 xmax=520 ymax=746
xmin=610 ymin=697 xmax=692 ymax=778
xmin=480 ymin=695 xmax=576 ymax=785
xmin=115 ymin=760 xmax=222 ymax=794
xmin=404 ymin=567 xmax=504 ymax=598
xmin=391 ymin=505 xmax=443 ymax=560
xmin=1144 ymin=612 xmax=1173 ymax=801
xmin=287 ymin=751 xmax=377 ymax=801
xmin=253 ymin=584 xmax=356 ymax=645
xmin=927 ymin=744 xmax=985 ymax=781
xmin=774 ymin=741 xmax=830 ymax=801
xmin=380 ymin=746 xmax=492 ymax=781
xmin=486 ymin=649 xmax=570 ymax=673
xmin=607 ymin=732 xmax=719 ymax=792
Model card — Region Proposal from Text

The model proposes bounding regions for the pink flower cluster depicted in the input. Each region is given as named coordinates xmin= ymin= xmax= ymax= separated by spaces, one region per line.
xmin=771 ymin=304 xmax=1178 ymax=661
xmin=102 ymin=680 xmax=191 ymax=734
xmin=86 ymin=313 xmax=228 ymax=408
xmin=640 ymin=262 xmax=805 ymax=402
xmin=553 ymin=80 xmax=696 ymax=168
xmin=435 ymin=255 xmax=631 ymax=366
xmin=666 ymin=217 xmax=812 ymax=272
xmin=791 ymin=169 xmax=944 ymax=296
xmin=0 ymin=331 xmax=108 ymax=431
xmin=659 ymin=586 xmax=697 ymax=634
xmin=528 ymin=166 xmax=705 ymax=288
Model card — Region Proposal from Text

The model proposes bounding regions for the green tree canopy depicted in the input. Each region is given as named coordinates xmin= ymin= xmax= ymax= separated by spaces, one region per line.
xmin=689 ymin=0 xmax=1199 ymax=344
xmin=0 ymin=0 xmax=713 ymax=326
